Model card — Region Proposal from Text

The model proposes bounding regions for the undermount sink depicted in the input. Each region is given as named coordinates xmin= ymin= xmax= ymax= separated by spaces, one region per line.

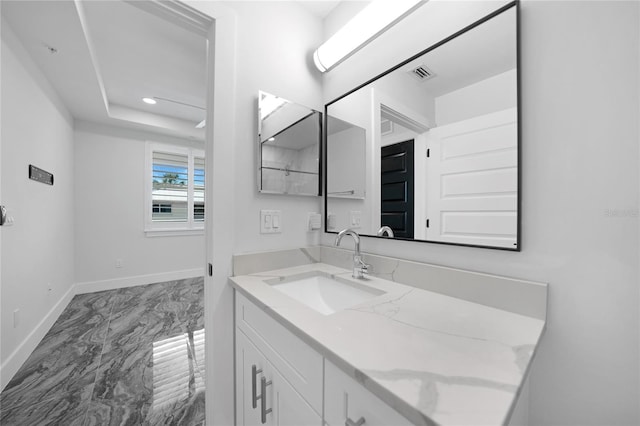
xmin=265 ymin=271 xmax=384 ymax=315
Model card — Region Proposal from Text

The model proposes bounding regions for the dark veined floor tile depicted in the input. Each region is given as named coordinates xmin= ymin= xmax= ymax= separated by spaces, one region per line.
xmin=0 ymin=338 xmax=102 ymax=409
xmin=0 ymin=279 xmax=206 ymax=426
xmin=88 ymin=332 xmax=204 ymax=426
xmin=0 ymin=389 xmax=90 ymax=426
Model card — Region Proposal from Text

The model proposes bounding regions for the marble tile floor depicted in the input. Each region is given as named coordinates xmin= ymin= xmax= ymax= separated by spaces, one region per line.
xmin=0 ymin=277 xmax=205 ymax=426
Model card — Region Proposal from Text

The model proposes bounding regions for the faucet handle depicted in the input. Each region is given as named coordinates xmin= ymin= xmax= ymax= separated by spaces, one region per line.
xmin=355 ymin=257 xmax=370 ymax=276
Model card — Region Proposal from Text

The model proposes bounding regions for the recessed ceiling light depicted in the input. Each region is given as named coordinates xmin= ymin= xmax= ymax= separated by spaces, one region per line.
xmin=43 ymin=43 xmax=58 ymax=54
xmin=267 ymin=137 xmax=275 ymax=142
xmin=142 ymin=97 xmax=157 ymax=105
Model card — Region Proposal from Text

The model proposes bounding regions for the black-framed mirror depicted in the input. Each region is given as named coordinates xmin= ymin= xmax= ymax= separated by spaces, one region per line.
xmin=258 ymin=91 xmax=322 ymax=196
xmin=324 ymin=2 xmax=519 ymax=250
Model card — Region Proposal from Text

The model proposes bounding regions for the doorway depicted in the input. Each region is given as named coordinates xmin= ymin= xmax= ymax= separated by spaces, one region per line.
xmin=381 ymin=140 xmax=415 ymax=239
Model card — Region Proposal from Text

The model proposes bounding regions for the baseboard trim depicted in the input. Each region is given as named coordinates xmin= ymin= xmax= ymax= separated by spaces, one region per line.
xmin=0 ymin=284 xmax=76 ymax=392
xmin=0 ymin=268 xmax=204 ymax=392
xmin=74 ymin=268 xmax=204 ymax=294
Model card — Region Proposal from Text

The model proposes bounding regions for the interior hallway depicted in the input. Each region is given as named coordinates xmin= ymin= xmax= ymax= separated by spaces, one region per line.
xmin=0 ymin=277 xmax=205 ymax=425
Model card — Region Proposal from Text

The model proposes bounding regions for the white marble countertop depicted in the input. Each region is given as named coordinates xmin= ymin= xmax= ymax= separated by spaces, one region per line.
xmin=230 ymin=262 xmax=546 ymax=426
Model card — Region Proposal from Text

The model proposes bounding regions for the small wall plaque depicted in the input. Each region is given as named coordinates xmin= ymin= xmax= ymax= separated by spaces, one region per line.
xmin=29 ymin=165 xmax=54 ymax=185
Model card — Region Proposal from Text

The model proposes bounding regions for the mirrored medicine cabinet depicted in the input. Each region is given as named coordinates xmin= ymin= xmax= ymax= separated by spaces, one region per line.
xmin=257 ymin=91 xmax=322 ymax=197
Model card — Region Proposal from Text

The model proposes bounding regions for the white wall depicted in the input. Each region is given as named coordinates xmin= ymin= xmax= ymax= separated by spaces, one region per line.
xmin=0 ymin=20 xmax=75 ymax=387
xmin=436 ymin=68 xmax=517 ymax=126
xmin=327 ymin=126 xmax=368 ymax=231
xmin=322 ymin=1 xmax=640 ymax=425
xmin=374 ymin=73 xmax=436 ymax=125
xmin=227 ymin=1 xmax=324 ymax=255
xmin=180 ymin=2 xmax=325 ymax=424
xmin=73 ymin=121 xmax=205 ymax=287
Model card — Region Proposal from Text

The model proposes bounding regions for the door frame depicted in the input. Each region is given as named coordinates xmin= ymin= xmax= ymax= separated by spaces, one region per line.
xmin=143 ymin=2 xmax=238 ymax=425
xmin=371 ymin=88 xmax=430 ymax=235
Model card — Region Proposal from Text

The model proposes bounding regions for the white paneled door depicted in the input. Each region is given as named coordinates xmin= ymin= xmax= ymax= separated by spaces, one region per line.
xmin=425 ymin=108 xmax=518 ymax=248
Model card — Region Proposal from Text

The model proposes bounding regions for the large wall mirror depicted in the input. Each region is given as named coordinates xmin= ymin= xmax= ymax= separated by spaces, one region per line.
xmin=258 ymin=91 xmax=322 ymax=196
xmin=325 ymin=3 xmax=519 ymax=250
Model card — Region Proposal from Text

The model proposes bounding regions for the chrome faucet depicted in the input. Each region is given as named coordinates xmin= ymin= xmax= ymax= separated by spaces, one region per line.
xmin=377 ymin=226 xmax=394 ymax=238
xmin=335 ymin=228 xmax=370 ymax=279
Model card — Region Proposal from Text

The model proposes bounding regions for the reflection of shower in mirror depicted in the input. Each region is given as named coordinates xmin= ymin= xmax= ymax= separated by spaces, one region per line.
xmin=258 ymin=91 xmax=322 ymax=196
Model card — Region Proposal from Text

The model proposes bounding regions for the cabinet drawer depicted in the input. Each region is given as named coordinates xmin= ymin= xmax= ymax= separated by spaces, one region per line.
xmin=324 ymin=360 xmax=413 ymax=426
xmin=236 ymin=291 xmax=323 ymax=414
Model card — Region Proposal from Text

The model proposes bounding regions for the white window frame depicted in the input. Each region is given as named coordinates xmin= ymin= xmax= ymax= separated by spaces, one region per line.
xmin=145 ymin=142 xmax=205 ymax=237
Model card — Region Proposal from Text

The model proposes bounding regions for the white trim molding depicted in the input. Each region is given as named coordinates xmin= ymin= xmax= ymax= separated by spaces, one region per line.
xmin=75 ymin=268 xmax=204 ymax=294
xmin=0 ymin=268 xmax=204 ymax=391
xmin=0 ymin=285 xmax=76 ymax=391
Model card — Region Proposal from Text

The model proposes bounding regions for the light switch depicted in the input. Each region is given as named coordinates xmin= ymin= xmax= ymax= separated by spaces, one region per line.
xmin=260 ymin=210 xmax=271 ymax=234
xmin=260 ymin=210 xmax=282 ymax=234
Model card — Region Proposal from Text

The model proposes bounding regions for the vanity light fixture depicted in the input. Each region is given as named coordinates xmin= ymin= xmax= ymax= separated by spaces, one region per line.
xmin=313 ymin=0 xmax=425 ymax=73
xmin=142 ymin=97 xmax=157 ymax=105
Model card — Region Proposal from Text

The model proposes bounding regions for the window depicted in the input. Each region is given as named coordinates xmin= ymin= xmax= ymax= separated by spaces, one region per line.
xmin=145 ymin=143 xmax=205 ymax=235
xmin=152 ymin=203 xmax=172 ymax=214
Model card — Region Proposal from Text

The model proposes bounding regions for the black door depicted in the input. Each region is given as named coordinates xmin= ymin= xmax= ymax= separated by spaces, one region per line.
xmin=381 ymin=140 xmax=414 ymax=239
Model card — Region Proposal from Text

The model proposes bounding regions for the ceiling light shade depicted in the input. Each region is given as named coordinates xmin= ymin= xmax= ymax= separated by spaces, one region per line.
xmin=313 ymin=0 xmax=425 ymax=73
xmin=142 ymin=97 xmax=157 ymax=105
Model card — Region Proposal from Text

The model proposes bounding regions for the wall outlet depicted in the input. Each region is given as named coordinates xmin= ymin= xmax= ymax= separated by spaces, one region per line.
xmin=307 ymin=212 xmax=321 ymax=231
xmin=13 ymin=309 xmax=19 ymax=328
xmin=327 ymin=213 xmax=337 ymax=230
xmin=350 ymin=211 xmax=362 ymax=228
xmin=115 ymin=259 xmax=123 ymax=268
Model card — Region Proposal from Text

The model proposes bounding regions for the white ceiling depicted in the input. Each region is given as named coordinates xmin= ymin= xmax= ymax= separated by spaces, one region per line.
xmin=263 ymin=114 xmax=320 ymax=150
xmin=396 ymin=6 xmax=516 ymax=98
xmin=295 ymin=1 xmax=342 ymax=19
xmin=2 ymin=0 xmax=510 ymax=141
xmin=2 ymin=0 xmax=207 ymax=140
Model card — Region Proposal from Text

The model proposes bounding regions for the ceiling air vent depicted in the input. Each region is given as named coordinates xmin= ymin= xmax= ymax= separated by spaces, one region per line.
xmin=409 ymin=65 xmax=436 ymax=82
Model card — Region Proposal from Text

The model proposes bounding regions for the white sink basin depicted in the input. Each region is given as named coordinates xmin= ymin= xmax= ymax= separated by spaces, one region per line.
xmin=266 ymin=271 xmax=384 ymax=315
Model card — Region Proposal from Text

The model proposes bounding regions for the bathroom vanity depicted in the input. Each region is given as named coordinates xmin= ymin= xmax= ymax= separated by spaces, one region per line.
xmin=230 ymin=247 xmax=547 ymax=426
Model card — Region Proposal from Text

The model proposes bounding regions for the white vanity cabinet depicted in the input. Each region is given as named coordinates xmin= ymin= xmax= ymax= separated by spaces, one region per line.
xmin=324 ymin=361 xmax=413 ymax=426
xmin=236 ymin=331 xmax=321 ymax=426
xmin=235 ymin=291 xmax=413 ymax=426
xmin=236 ymin=330 xmax=268 ymax=426
xmin=231 ymin=254 xmax=547 ymax=426
xmin=235 ymin=292 xmax=323 ymax=426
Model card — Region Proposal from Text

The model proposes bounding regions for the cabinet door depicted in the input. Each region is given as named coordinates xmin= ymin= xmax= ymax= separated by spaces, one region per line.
xmin=325 ymin=360 xmax=413 ymax=426
xmin=264 ymin=362 xmax=322 ymax=426
xmin=237 ymin=330 xmax=321 ymax=426
xmin=236 ymin=330 xmax=269 ymax=426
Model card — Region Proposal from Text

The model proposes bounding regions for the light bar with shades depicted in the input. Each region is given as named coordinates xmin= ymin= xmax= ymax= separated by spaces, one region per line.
xmin=313 ymin=0 xmax=426 ymax=73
